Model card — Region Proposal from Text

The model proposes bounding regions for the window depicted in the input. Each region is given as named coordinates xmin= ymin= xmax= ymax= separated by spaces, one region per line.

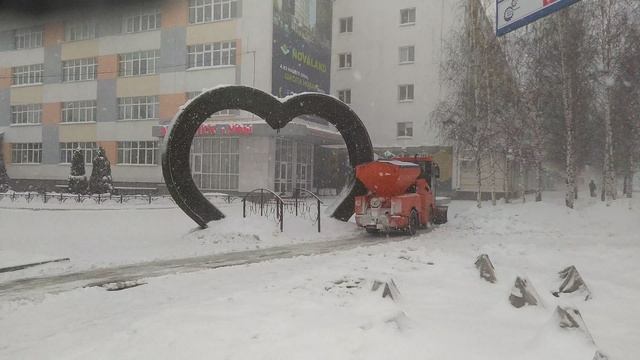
xmin=339 ymin=17 xmax=353 ymax=33
xmin=400 ymin=8 xmax=416 ymax=25
xmin=398 ymin=84 xmax=414 ymax=102
xmin=188 ymin=0 xmax=239 ymax=24
xmin=186 ymin=91 xmax=204 ymax=100
xmin=118 ymin=50 xmax=160 ymax=77
xmin=338 ymin=53 xmax=352 ymax=69
xmin=123 ymin=9 xmax=161 ymax=33
xmin=10 ymin=104 xmax=42 ymax=125
xmin=61 ymin=101 xmax=97 ymax=123
xmin=11 ymin=143 xmax=42 ymax=164
xmin=117 ymin=96 xmax=159 ymax=120
xmin=338 ymin=89 xmax=351 ymax=105
xmin=397 ymin=122 xmax=413 ymax=137
xmin=460 ymin=149 xmax=475 ymax=171
xmin=186 ymin=91 xmax=239 ymax=116
xmin=62 ymin=58 xmax=97 ymax=82
xmin=399 ymin=45 xmax=415 ymax=63
xmin=117 ymin=141 xmax=159 ymax=165
xmin=12 ymin=64 xmax=43 ymax=86
xmin=187 ymin=41 xmax=237 ymax=69
xmin=60 ymin=142 xmax=97 ymax=165
xmin=274 ymin=138 xmax=294 ymax=193
xmin=295 ymin=142 xmax=314 ymax=191
xmin=15 ymin=27 xmax=43 ymax=49
xmin=190 ymin=137 xmax=240 ymax=191
xmin=64 ymin=21 xmax=96 ymax=41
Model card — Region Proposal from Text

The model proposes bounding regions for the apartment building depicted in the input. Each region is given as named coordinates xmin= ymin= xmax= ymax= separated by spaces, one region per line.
xmin=0 ymin=0 xmax=338 ymax=193
xmin=331 ymin=0 xmax=458 ymax=193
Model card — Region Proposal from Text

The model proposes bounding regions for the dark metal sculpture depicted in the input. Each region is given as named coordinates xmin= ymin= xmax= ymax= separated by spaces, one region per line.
xmin=162 ymin=85 xmax=373 ymax=228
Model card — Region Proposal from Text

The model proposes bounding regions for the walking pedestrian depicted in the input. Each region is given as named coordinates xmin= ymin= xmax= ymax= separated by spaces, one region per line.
xmin=589 ymin=180 xmax=597 ymax=198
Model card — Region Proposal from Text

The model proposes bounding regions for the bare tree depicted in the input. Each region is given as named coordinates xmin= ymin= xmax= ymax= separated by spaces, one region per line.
xmin=558 ymin=12 xmax=578 ymax=208
xmin=433 ymin=0 xmax=491 ymax=208
xmin=613 ymin=23 xmax=640 ymax=199
xmin=434 ymin=0 xmax=518 ymax=208
xmin=589 ymin=0 xmax=635 ymax=205
xmin=506 ymin=21 xmax=548 ymax=202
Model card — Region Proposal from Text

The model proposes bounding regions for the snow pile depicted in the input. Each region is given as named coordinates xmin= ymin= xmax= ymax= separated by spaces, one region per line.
xmin=185 ymin=210 xmax=359 ymax=250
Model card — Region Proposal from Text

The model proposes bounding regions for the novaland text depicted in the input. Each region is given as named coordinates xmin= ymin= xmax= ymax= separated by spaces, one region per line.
xmin=291 ymin=48 xmax=327 ymax=73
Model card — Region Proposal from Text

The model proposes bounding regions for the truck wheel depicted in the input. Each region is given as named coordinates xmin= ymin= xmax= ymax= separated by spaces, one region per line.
xmin=408 ymin=209 xmax=419 ymax=236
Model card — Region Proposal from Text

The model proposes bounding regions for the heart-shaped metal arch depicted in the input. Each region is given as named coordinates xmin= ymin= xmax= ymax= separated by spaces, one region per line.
xmin=162 ymin=85 xmax=374 ymax=228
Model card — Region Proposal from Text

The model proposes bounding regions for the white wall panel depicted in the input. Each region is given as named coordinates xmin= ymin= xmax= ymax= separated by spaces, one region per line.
xmin=42 ymin=82 xmax=97 ymax=103
xmin=0 ymin=48 xmax=45 ymax=67
xmin=99 ymin=31 xmax=162 ymax=55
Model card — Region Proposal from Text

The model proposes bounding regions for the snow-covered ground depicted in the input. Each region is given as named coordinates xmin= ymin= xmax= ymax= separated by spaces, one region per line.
xmin=1 ymin=193 xmax=639 ymax=359
xmin=0 ymin=199 xmax=358 ymax=281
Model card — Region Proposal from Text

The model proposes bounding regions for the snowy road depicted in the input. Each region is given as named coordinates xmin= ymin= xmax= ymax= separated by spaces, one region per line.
xmin=0 ymin=232 xmax=412 ymax=300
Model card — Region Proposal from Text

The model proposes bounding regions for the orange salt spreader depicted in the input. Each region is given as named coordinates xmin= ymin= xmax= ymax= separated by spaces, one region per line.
xmin=354 ymin=156 xmax=448 ymax=235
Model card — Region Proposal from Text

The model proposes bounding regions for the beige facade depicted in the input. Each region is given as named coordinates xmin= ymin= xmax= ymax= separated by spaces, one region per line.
xmin=0 ymin=0 xmax=340 ymax=194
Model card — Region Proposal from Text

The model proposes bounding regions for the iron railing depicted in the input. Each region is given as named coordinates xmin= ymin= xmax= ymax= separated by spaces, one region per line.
xmin=242 ymin=188 xmax=284 ymax=232
xmin=0 ymin=191 xmax=238 ymax=206
xmin=242 ymin=188 xmax=323 ymax=232
xmin=291 ymin=188 xmax=322 ymax=233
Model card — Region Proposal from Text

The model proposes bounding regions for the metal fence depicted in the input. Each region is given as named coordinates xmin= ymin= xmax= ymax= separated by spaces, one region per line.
xmin=0 ymin=191 xmax=238 ymax=206
xmin=242 ymin=188 xmax=323 ymax=232
xmin=0 ymin=191 xmax=169 ymax=205
xmin=1 ymin=190 xmax=322 ymax=232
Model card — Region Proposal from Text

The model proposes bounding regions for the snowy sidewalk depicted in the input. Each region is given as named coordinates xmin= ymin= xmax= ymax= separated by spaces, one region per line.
xmin=0 ymin=231 xmax=412 ymax=300
xmin=0 ymin=200 xmax=358 ymax=282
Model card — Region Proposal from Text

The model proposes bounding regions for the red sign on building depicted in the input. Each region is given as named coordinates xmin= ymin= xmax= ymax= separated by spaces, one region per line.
xmin=158 ymin=124 xmax=253 ymax=137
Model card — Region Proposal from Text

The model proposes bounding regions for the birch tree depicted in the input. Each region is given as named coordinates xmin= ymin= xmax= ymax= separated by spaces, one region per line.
xmin=588 ymin=0 xmax=635 ymax=205
xmin=433 ymin=0 xmax=494 ymax=208
xmin=507 ymin=21 xmax=548 ymax=202
xmin=613 ymin=23 xmax=640 ymax=198
xmin=545 ymin=7 xmax=594 ymax=209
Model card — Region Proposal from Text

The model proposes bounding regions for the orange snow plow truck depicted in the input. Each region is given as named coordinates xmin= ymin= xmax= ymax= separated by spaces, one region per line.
xmin=354 ymin=156 xmax=448 ymax=235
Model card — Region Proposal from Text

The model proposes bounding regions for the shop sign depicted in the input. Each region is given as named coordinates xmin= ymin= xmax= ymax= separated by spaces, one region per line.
xmin=156 ymin=124 xmax=253 ymax=137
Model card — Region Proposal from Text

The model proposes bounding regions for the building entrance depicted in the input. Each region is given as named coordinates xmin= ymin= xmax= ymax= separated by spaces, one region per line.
xmin=190 ymin=137 xmax=240 ymax=191
xmin=274 ymin=137 xmax=313 ymax=194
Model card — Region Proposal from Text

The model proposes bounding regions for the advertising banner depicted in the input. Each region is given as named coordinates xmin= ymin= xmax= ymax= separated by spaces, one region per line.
xmin=497 ymin=0 xmax=582 ymax=36
xmin=272 ymin=0 xmax=332 ymax=98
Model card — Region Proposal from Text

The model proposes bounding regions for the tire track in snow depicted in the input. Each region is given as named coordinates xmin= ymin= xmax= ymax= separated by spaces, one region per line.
xmin=0 ymin=231 xmax=422 ymax=300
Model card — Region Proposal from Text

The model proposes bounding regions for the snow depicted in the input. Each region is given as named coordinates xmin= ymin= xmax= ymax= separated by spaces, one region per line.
xmin=0 ymin=250 xmax=53 ymax=269
xmin=0 ymin=192 xmax=177 ymax=211
xmin=279 ymin=91 xmax=334 ymax=102
xmin=1 ymin=193 xmax=639 ymax=359
xmin=379 ymin=159 xmax=419 ymax=167
xmin=0 ymin=200 xmax=358 ymax=281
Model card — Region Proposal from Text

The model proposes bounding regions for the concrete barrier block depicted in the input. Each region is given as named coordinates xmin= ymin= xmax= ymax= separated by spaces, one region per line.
xmin=509 ymin=276 xmax=543 ymax=308
xmin=475 ymin=254 xmax=497 ymax=283
xmin=371 ymin=279 xmax=401 ymax=302
xmin=554 ymin=306 xmax=594 ymax=343
xmin=553 ymin=265 xmax=592 ymax=300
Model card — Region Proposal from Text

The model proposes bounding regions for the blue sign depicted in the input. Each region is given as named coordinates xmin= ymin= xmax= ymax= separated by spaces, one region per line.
xmin=272 ymin=0 xmax=332 ymax=98
xmin=497 ymin=0 xmax=582 ymax=36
